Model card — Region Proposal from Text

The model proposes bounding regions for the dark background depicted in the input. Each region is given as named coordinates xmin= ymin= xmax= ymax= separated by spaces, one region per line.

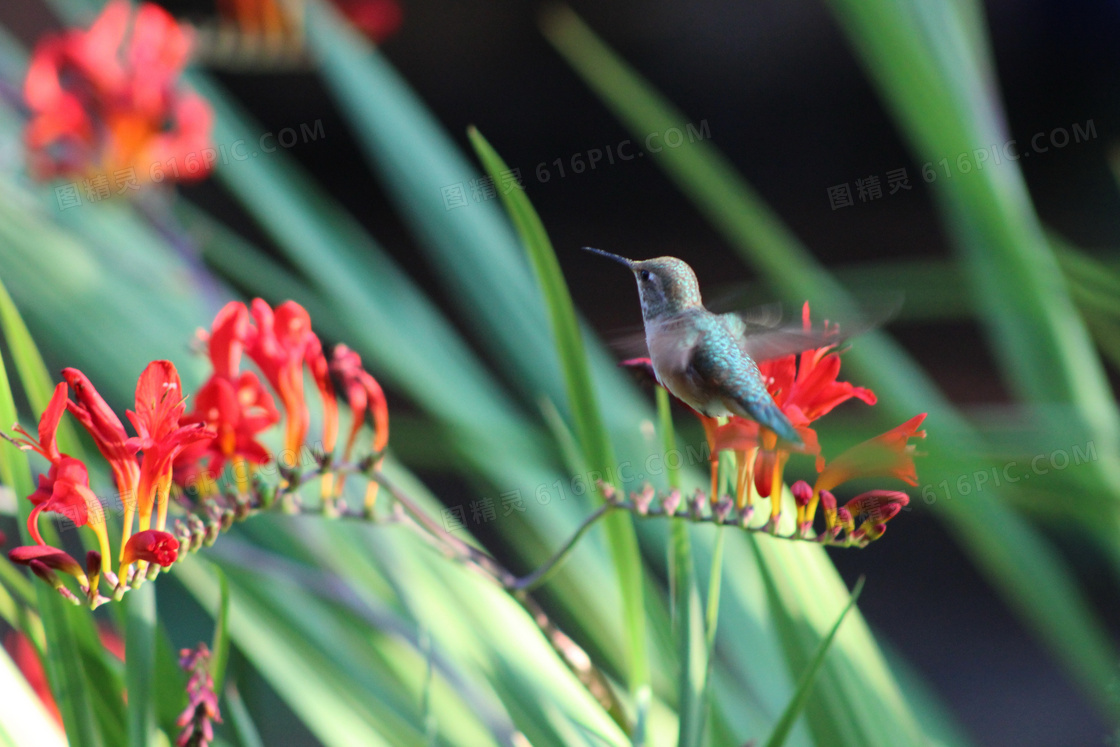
xmin=5 ymin=1 xmax=1120 ymax=744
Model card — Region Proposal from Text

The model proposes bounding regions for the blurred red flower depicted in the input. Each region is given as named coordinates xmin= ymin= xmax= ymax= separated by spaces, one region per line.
xmin=24 ymin=1 xmax=213 ymax=183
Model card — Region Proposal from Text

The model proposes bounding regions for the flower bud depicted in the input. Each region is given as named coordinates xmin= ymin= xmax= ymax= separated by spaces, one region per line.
xmin=661 ymin=489 xmax=682 ymax=516
xmin=122 ymin=530 xmax=180 ymax=567
xmin=10 ymin=545 xmax=89 ymax=587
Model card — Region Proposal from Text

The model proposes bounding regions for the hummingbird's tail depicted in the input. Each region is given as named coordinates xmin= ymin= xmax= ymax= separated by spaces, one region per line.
xmin=731 ymin=396 xmax=804 ymax=448
xmin=761 ymin=403 xmax=803 ymax=448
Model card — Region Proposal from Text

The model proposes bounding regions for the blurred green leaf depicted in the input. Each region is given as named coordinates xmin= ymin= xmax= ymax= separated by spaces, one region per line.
xmin=469 ymin=126 xmax=649 ymax=700
xmin=826 ymin=0 xmax=1120 ymax=481
xmin=763 ymin=577 xmax=864 ymax=747
xmin=125 ymin=582 xmax=157 ymax=747
xmin=211 ymin=566 xmax=232 ymax=694
xmin=0 ymin=277 xmax=83 ymax=457
xmin=224 ymin=683 xmax=265 ymax=747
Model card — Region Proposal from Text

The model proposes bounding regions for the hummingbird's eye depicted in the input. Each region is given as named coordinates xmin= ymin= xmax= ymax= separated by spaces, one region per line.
xmin=639 ymin=270 xmax=651 ymax=282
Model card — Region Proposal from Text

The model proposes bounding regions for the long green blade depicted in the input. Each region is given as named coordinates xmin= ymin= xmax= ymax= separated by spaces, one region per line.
xmin=125 ymin=582 xmax=157 ymax=747
xmin=469 ymin=127 xmax=649 ymax=701
xmin=764 ymin=578 xmax=865 ymax=747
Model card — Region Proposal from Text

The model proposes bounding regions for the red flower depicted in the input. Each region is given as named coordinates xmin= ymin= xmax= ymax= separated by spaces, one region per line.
xmin=176 ymin=302 xmax=279 ymax=490
xmin=26 ymin=456 xmax=94 ymax=542
xmin=244 ymin=299 xmax=336 ymax=457
xmin=331 ymin=344 xmax=389 ymax=459
xmin=218 ymin=0 xmax=402 ymax=44
xmin=63 ymin=367 xmax=141 ymax=542
xmin=63 ymin=367 xmax=140 ymax=493
xmin=11 ymin=382 xmax=67 ymax=464
xmin=179 ymin=374 xmax=277 ymax=484
xmin=24 ymin=1 xmax=212 ymax=182
xmin=12 ymin=381 xmax=111 ymax=561
xmin=755 ymin=303 xmax=877 ymax=470
xmin=330 ymin=344 xmax=389 ymax=509
xmin=126 ymin=361 xmax=215 ymax=531
xmin=333 ymin=0 xmax=404 ymax=41
xmin=121 ymin=529 xmax=179 ymax=567
xmin=844 ymin=490 xmax=910 ymax=542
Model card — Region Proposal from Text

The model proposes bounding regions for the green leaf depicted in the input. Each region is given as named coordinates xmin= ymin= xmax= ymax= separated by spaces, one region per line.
xmin=764 ymin=578 xmax=865 ymax=747
xmin=0 ymin=275 xmax=83 ymax=457
xmin=656 ymin=386 xmax=708 ymax=746
xmin=826 ymin=0 xmax=1120 ymax=461
xmin=125 ymin=582 xmax=157 ymax=747
xmin=210 ymin=566 xmax=231 ymax=694
xmin=670 ymin=519 xmax=706 ymax=747
xmin=223 ymin=683 xmax=265 ymax=747
xmin=468 ymin=127 xmax=649 ymax=699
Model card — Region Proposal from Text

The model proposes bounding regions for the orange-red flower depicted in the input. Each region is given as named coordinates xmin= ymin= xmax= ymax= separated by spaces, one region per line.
xmin=127 ymin=362 xmax=215 ymax=531
xmin=243 ymin=299 xmax=336 ymax=457
xmin=66 ymin=362 xmax=213 ymax=555
xmin=121 ymin=529 xmax=179 ymax=567
xmin=175 ymin=302 xmax=279 ymax=491
xmin=24 ymin=1 xmax=212 ymax=182
xmin=813 ymin=414 xmax=927 ymax=495
xmin=9 ymin=545 xmax=89 ymax=587
xmin=62 ymin=367 xmax=141 ymax=517
xmin=806 ymin=414 xmax=926 ymax=527
xmin=217 ymin=0 xmax=402 ymax=43
xmin=330 ymin=344 xmax=389 ymax=509
xmin=12 ymin=382 xmax=111 ymax=561
xmin=331 ymin=344 xmax=389 ymax=460
xmin=844 ymin=490 xmax=910 ymax=542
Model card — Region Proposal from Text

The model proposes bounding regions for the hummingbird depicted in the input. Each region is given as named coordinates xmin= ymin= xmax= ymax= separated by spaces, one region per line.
xmin=585 ymin=247 xmax=841 ymax=447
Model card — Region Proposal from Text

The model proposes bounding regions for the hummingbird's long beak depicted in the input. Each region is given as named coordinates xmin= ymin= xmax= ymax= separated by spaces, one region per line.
xmin=582 ymin=247 xmax=634 ymax=268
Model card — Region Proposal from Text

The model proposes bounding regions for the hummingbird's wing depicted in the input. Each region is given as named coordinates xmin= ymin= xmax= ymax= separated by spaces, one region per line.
xmin=719 ymin=297 xmax=900 ymax=362
xmin=647 ymin=315 xmax=705 ymax=374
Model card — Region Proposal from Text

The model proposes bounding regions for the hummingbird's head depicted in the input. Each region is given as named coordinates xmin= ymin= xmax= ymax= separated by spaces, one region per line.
xmin=583 ymin=248 xmax=703 ymax=320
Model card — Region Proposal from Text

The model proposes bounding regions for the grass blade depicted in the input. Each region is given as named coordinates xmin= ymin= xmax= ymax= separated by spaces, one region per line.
xmin=0 ymin=276 xmax=85 ymax=460
xmin=656 ymin=386 xmax=707 ymax=746
xmin=224 ymin=683 xmax=266 ymax=747
xmin=764 ymin=578 xmax=866 ymax=747
xmin=0 ymin=643 xmax=68 ymax=747
xmin=210 ymin=566 xmax=231 ymax=694
xmin=468 ymin=127 xmax=649 ymax=700
xmin=125 ymin=582 xmax=157 ymax=747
